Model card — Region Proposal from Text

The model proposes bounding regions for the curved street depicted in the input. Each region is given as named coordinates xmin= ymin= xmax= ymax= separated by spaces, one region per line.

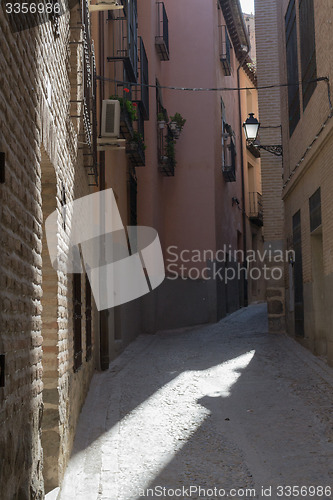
xmin=59 ymin=304 xmax=333 ymax=500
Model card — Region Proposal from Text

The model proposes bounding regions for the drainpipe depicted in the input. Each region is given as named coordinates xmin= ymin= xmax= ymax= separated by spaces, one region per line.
xmin=98 ymin=11 xmax=109 ymax=370
xmin=237 ymin=47 xmax=250 ymax=307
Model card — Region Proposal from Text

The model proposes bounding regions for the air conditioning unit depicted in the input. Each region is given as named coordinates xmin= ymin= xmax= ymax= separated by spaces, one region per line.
xmin=101 ymin=99 xmax=121 ymax=138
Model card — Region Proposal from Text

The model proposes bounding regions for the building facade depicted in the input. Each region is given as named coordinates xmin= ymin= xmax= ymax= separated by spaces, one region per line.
xmin=255 ymin=0 xmax=333 ymax=365
xmin=278 ymin=0 xmax=333 ymax=364
xmin=135 ymin=0 xmax=263 ymax=331
xmin=255 ymin=0 xmax=285 ymax=332
xmin=0 ymin=1 xmax=98 ymax=497
xmin=0 ymin=0 xmax=264 ymax=496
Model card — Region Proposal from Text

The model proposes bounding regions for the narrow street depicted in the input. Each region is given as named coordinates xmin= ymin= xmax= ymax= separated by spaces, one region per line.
xmin=59 ymin=304 xmax=333 ymax=500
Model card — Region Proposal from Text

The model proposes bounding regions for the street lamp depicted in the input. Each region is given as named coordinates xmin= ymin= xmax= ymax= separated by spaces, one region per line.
xmin=242 ymin=113 xmax=283 ymax=157
xmin=243 ymin=113 xmax=260 ymax=142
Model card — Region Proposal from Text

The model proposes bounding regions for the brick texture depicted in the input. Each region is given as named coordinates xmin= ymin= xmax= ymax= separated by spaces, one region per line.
xmin=0 ymin=5 xmax=97 ymax=498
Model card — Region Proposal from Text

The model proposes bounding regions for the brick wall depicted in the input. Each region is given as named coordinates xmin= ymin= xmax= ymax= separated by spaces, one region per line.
xmin=277 ymin=0 xmax=333 ymax=363
xmin=0 ymin=4 xmax=97 ymax=498
xmin=255 ymin=0 xmax=285 ymax=332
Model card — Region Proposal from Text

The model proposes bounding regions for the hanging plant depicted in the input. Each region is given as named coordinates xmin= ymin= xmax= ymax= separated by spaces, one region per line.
xmin=109 ymin=95 xmax=138 ymax=122
xmin=169 ymin=112 xmax=186 ymax=136
xmin=165 ymin=135 xmax=176 ymax=167
xmin=157 ymin=112 xmax=166 ymax=129
xmin=129 ymin=131 xmax=147 ymax=151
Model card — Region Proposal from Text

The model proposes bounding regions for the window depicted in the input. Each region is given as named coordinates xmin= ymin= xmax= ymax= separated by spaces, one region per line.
xmin=127 ymin=0 xmax=138 ymax=80
xmin=221 ymin=100 xmax=236 ymax=182
xmin=292 ymin=210 xmax=304 ymax=337
xmin=299 ymin=0 xmax=317 ymax=109
xmin=85 ymin=275 xmax=92 ymax=362
xmin=285 ymin=0 xmax=300 ymax=136
xmin=155 ymin=2 xmax=169 ymax=61
xmin=73 ymin=274 xmax=82 ymax=371
xmin=309 ymin=187 xmax=321 ymax=232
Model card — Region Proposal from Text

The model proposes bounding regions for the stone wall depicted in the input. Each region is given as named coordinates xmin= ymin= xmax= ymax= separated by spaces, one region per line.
xmin=0 ymin=3 xmax=97 ymax=497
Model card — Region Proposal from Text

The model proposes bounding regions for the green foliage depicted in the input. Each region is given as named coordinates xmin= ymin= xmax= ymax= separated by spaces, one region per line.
xmin=131 ymin=131 xmax=147 ymax=150
xmin=109 ymin=95 xmax=137 ymax=122
xmin=165 ymin=136 xmax=176 ymax=166
xmin=169 ymin=112 xmax=186 ymax=132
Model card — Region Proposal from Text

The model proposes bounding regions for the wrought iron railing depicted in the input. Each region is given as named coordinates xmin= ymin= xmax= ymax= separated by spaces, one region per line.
xmin=158 ymin=124 xmax=175 ymax=176
xmin=133 ymin=37 xmax=149 ymax=120
xmin=107 ymin=1 xmax=138 ymax=82
xmin=249 ymin=192 xmax=263 ymax=226
xmin=219 ymin=25 xmax=231 ymax=76
xmin=69 ymin=0 xmax=98 ymax=186
xmin=222 ymin=127 xmax=236 ymax=182
xmin=155 ymin=2 xmax=169 ymax=61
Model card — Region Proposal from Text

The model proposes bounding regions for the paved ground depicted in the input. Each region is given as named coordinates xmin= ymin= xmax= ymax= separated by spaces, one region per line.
xmin=59 ymin=304 xmax=333 ymax=500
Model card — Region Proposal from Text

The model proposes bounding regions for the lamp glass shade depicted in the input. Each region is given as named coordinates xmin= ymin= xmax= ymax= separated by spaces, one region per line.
xmin=243 ymin=113 xmax=260 ymax=141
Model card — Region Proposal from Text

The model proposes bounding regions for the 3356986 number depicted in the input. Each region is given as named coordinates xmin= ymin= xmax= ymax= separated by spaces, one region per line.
xmin=277 ymin=485 xmax=332 ymax=497
xmin=5 ymin=2 xmax=61 ymax=14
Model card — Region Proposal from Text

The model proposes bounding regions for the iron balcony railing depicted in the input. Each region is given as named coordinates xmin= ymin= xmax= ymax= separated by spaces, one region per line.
xmin=158 ymin=125 xmax=175 ymax=177
xmin=219 ymin=25 xmax=231 ymax=76
xmin=107 ymin=1 xmax=138 ymax=83
xmin=155 ymin=2 xmax=169 ymax=61
xmin=222 ymin=125 xmax=236 ymax=182
xmin=70 ymin=0 xmax=98 ymax=186
xmin=133 ymin=37 xmax=149 ymax=120
xmin=249 ymin=192 xmax=264 ymax=226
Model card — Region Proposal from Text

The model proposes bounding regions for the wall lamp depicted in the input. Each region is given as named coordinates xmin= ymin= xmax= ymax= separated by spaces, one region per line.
xmin=243 ymin=113 xmax=283 ymax=157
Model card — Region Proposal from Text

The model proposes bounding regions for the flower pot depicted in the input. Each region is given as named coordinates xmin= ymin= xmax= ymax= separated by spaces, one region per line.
xmin=169 ymin=121 xmax=177 ymax=131
xmin=129 ymin=142 xmax=138 ymax=151
xmin=173 ymin=127 xmax=180 ymax=139
xmin=160 ymin=155 xmax=168 ymax=164
xmin=158 ymin=121 xmax=166 ymax=129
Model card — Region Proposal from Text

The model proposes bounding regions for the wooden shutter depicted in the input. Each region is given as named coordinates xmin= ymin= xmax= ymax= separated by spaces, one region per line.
xmin=285 ymin=0 xmax=300 ymax=136
xmin=73 ymin=274 xmax=82 ymax=371
xmin=299 ymin=0 xmax=317 ymax=109
xmin=293 ymin=211 xmax=304 ymax=337
xmin=85 ymin=275 xmax=92 ymax=362
xmin=309 ymin=188 xmax=321 ymax=233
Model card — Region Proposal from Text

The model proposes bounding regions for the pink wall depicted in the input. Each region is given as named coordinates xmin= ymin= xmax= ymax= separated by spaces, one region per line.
xmin=137 ymin=0 xmax=245 ymax=263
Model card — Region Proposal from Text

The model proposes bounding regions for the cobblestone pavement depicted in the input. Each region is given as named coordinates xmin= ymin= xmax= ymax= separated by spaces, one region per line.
xmin=59 ymin=304 xmax=333 ymax=500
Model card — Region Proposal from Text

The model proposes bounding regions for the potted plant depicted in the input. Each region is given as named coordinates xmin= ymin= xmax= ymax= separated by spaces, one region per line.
xmin=169 ymin=112 xmax=186 ymax=137
xmin=109 ymin=95 xmax=137 ymax=122
xmin=129 ymin=131 xmax=146 ymax=151
xmin=125 ymin=100 xmax=138 ymax=122
xmin=157 ymin=112 xmax=166 ymax=129
xmin=165 ymin=136 xmax=176 ymax=167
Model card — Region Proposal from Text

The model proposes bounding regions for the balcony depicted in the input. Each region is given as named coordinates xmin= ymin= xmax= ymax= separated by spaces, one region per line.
xmin=127 ymin=103 xmax=146 ymax=167
xmin=126 ymin=139 xmax=146 ymax=167
xmin=222 ymin=125 xmax=236 ymax=182
xmin=133 ymin=37 xmax=149 ymax=120
xmin=249 ymin=192 xmax=263 ymax=226
xmin=158 ymin=126 xmax=175 ymax=176
xmin=155 ymin=2 xmax=169 ymax=61
xmin=70 ymin=0 xmax=98 ymax=186
xmin=219 ymin=25 xmax=231 ymax=76
xmin=107 ymin=1 xmax=138 ymax=82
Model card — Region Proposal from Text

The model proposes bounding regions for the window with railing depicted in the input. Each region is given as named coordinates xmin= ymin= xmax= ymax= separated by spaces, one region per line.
xmin=85 ymin=275 xmax=92 ymax=362
xmin=299 ymin=0 xmax=317 ymax=109
xmin=248 ymin=192 xmax=263 ymax=226
xmin=133 ymin=37 xmax=149 ymax=120
xmin=69 ymin=0 xmax=98 ymax=186
xmin=107 ymin=0 xmax=138 ymax=82
xmin=155 ymin=2 xmax=169 ymax=61
xmin=222 ymin=122 xmax=236 ymax=182
xmin=73 ymin=274 xmax=82 ymax=372
xmin=285 ymin=0 xmax=300 ymax=136
xmin=219 ymin=25 xmax=231 ymax=76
